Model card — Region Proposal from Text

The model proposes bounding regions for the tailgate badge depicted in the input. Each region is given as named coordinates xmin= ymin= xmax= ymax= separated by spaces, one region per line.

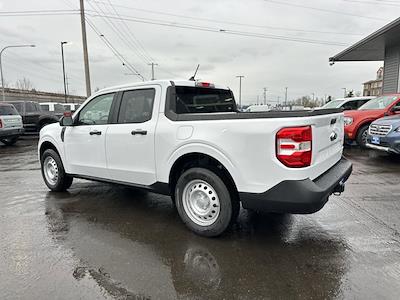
xmin=330 ymin=131 xmax=338 ymax=142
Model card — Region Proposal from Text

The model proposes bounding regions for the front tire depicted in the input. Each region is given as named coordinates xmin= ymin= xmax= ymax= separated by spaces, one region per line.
xmin=175 ymin=167 xmax=239 ymax=237
xmin=41 ymin=149 xmax=73 ymax=192
xmin=356 ymin=124 xmax=370 ymax=148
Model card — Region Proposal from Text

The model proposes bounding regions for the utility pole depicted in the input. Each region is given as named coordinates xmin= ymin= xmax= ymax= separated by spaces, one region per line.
xmin=80 ymin=0 xmax=91 ymax=97
xmin=236 ymin=75 xmax=244 ymax=108
xmin=285 ymin=87 xmax=288 ymax=106
xmin=342 ymin=88 xmax=347 ymax=97
xmin=61 ymin=42 xmax=68 ymax=103
xmin=263 ymin=87 xmax=267 ymax=105
xmin=312 ymin=92 xmax=315 ymax=101
xmin=257 ymin=95 xmax=259 ymax=105
xmin=148 ymin=63 xmax=158 ymax=80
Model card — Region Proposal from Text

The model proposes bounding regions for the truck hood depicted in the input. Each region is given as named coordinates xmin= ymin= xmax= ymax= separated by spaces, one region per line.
xmin=372 ymin=115 xmax=400 ymax=129
xmin=344 ymin=109 xmax=385 ymax=119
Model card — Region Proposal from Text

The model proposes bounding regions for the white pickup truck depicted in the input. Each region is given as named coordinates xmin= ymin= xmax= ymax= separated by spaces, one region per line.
xmin=39 ymin=80 xmax=352 ymax=236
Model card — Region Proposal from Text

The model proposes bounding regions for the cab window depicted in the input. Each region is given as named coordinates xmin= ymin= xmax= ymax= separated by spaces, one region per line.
xmin=77 ymin=93 xmax=115 ymax=125
xmin=117 ymin=89 xmax=155 ymax=123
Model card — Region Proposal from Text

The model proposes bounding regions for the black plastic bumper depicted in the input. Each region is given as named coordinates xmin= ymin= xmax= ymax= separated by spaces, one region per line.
xmin=0 ymin=128 xmax=24 ymax=138
xmin=239 ymin=157 xmax=353 ymax=214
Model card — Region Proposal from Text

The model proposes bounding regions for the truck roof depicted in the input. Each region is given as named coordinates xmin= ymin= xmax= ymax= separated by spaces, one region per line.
xmin=96 ymin=80 xmax=230 ymax=95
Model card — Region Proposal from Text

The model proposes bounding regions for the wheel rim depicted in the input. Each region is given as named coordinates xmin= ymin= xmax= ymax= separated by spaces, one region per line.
xmin=43 ymin=156 xmax=59 ymax=185
xmin=182 ymin=180 xmax=221 ymax=226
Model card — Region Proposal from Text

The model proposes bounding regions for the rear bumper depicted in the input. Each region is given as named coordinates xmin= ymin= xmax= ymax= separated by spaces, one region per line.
xmin=0 ymin=128 xmax=24 ymax=138
xmin=239 ymin=157 xmax=353 ymax=214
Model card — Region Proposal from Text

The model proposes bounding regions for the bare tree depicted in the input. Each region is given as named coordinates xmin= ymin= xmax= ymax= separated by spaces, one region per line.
xmin=15 ymin=77 xmax=34 ymax=91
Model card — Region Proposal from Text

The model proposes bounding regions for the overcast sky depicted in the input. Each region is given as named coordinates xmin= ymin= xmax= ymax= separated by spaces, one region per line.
xmin=0 ymin=0 xmax=399 ymax=104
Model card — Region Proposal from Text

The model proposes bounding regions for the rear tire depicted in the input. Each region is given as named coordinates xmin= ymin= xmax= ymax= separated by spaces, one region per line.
xmin=175 ymin=167 xmax=239 ymax=237
xmin=41 ymin=149 xmax=73 ymax=192
xmin=0 ymin=136 xmax=19 ymax=145
xmin=356 ymin=124 xmax=370 ymax=148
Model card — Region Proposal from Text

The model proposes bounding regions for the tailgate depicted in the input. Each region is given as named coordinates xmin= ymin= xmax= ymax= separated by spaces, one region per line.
xmin=0 ymin=115 xmax=23 ymax=128
xmin=311 ymin=112 xmax=344 ymax=169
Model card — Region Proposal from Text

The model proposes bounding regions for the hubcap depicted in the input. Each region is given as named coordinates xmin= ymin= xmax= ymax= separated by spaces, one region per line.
xmin=182 ymin=180 xmax=221 ymax=226
xmin=43 ymin=156 xmax=59 ymax=185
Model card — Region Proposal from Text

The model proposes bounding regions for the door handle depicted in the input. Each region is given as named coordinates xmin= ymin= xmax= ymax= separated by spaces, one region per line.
xmin=89 ymin=130 xmax=102 ymax=135
xmin=131 ymin=129 xmax=147 ymax=135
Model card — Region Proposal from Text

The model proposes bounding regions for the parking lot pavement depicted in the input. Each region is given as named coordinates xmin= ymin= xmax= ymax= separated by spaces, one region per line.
xmin=1 ymin=138 xmax=400 ymax=299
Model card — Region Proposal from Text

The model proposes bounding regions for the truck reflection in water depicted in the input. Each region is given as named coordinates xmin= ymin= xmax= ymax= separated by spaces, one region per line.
xmin=44 ymin=182 xmax=348 ymax=299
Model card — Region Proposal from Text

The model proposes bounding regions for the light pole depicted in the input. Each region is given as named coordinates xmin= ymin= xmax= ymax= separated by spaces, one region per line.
xmin=1 ymin=44 xmax=36 ymax=101
xmin=236 ymin=75 xmax=244 ymax=108
xmin=61 ymin=41 xmax=68 ymax=103
xmin=342 ymin=88 xmax=347 ymax=97
xmin=285 ymin=87 xmax=288 ymax=106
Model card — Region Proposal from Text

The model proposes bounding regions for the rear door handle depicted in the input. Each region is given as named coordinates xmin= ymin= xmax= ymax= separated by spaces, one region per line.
xmin=89 ymin=130 xmax=102 ymax=135
xmin=131 ymin=129 xmax=147 ymax=135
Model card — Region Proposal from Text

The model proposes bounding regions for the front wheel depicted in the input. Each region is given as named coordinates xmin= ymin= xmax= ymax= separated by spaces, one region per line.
xmin=0 ymin=136 xmax=19 ymax=145
xmin=175 ymin=167 xmax=239 ymax=237
xmin=41 ymin=149 xmax=73 ymax=192
xmin=356 ymin=124 xmax=370 ymax=148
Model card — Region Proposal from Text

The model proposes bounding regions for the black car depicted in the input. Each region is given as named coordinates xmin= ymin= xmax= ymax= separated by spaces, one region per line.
xmin=8 ymin=101 xmax=59 ymax=133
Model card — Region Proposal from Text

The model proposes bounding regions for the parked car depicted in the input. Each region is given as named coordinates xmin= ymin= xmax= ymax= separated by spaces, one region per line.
xmin=0 ymin=103 xmax=24 ymax=145
xmin=9 ymin=101 xmax=59 ymax=133
xmin=39 ymin=80 xmax=352 ymax=237
xmin=366 ymin=115 xmax=400 ymax=154
xmin=63 ymin=103 xmax=81 ymax=112
xmin=321 ymin=96 xmax=374 ymax=111
xmin=343 ymin=95 xmax=400 ymax=147
xmin=40 ymin=102 xmax=65 ymax=118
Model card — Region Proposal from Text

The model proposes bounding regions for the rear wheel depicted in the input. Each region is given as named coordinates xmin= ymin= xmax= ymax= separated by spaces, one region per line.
xmin=0 ymin=136 xmax=19 ymax=145
xmin=175 ymin=167 xmax=239 ymax=237
xmin=41 ymin=149 xmax=73 ymax=191
xmin=356 ymin=124 xmax=370 ymax=148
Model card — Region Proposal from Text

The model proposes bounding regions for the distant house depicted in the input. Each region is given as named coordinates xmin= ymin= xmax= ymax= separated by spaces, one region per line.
xmin=363 ymin=67 xmax=384 ymax=96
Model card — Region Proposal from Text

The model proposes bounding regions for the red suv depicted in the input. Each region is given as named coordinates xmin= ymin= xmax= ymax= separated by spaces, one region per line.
xmin=344 ymin=94 xmax=400 ymax=147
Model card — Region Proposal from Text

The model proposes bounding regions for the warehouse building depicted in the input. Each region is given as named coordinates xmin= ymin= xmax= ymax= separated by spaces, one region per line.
xmin=330 ymin=17 xmax=400 ymax=94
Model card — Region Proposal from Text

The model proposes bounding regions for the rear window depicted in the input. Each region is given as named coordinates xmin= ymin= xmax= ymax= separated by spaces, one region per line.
xmin=174 ymin=86 xmax=236 ymax=114
xmin=0 ymin=105 xmax=19 ymax=115
xmin=54 ymin=104 xmax=65 ymax=113
xmin=40 ymin=104 xmax=50 ymax=111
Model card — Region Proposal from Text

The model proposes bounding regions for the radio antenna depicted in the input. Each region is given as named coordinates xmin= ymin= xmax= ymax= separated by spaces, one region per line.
xmin=189 ymin=64 xmax=200 ymax=81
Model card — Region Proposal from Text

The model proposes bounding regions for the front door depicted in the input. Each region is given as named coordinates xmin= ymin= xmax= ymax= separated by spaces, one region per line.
xmin=106 ymin=87 xmax=159 ymax=185
xmin=64 ymin=92 xmax=116 ymax=178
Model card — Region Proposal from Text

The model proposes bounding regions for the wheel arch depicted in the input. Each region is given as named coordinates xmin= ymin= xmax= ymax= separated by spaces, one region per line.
xmin=168 ymin=152 xmax=239 ymax=201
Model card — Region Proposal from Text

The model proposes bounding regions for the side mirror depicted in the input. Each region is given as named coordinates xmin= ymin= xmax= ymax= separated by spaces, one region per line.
xmin=60 ymin=111 xmax=73 ymax=126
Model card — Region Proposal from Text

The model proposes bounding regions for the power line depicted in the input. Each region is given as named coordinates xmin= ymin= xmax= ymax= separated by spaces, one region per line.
xmin=263 ymin=0 xmax=387 ymax=21
xmin=87 ymin=1 xmax=151 ymax=66
xmin=91 ymin=13 xmax=349 ymax=46
xmin=88 ymin=0 xmax=364 ymax=36
xmin=104 ymin=0 xmax=155 ymax=62
xmin=343 ymin=0 xmax=400 ymax=6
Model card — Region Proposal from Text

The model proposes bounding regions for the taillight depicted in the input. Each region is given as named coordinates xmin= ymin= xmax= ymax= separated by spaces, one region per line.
xmin=0 ymin=119 xmax=2 ymax=129
xmin=276 ymin=126 xmax=312 ymax=168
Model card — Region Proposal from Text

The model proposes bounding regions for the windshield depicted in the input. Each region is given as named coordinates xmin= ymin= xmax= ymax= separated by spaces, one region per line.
xmin=322 ymin=100 xmax=344 ymax=109
xmin=174 ymin=86 xmax=236 ymax=114
xmin=11 ymin=102 xmax=24 ymax=113
xmin=359 ymin=95 xmax=398 ymax=110
xmin=0 ymin=105 xmax=19 ymax=115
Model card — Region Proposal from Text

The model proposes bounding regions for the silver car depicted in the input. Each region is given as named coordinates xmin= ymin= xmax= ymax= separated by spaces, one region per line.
xmin=0 ymin=103 xmax=24 ymax=145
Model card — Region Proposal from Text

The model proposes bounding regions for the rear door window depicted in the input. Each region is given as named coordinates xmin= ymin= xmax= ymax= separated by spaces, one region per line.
xmin=117 ymin=89 xmax=155 ymax=123
xmin=41 ymin=104 xmax=50 ymax=111
xmin=174 ymin=86 xmax=236 ymax=114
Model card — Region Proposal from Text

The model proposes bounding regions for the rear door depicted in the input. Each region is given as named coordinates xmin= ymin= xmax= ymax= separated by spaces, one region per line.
xmin=105 ymin=86 xmax=160 ymax=185
xmin=64 ymin=93 xmax=116 ymax=178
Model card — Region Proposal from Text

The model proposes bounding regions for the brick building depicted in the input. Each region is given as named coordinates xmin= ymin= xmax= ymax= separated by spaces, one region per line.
xmin=363 ymin=67 xmax=383 ymax=96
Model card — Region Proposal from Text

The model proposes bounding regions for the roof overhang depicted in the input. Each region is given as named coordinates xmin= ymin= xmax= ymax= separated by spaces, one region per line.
xmin=329 ymin=17 xmax=400 ymax=63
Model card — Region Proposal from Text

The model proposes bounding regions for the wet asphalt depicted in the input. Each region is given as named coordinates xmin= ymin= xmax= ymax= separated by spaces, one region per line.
xmin=1 ymin=137 xmax=400 ymax=300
